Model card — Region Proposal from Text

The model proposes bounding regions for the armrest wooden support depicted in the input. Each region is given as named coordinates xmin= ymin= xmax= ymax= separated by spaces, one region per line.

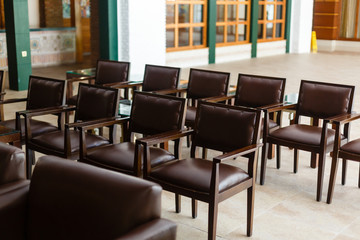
xmin=18 ymin=106 xmax=73 ymax=118
xmin=213 ymin=144 xmax=263 ymax=163
xmin=108 ymin=81 xmax=143 ymax=89
xmin=203 ymin=95 xmax=234 ymax=103
xmin=70 ymin=117 xmax=130 ymax=130
xmin=154 ymin=88 xmax=187 ymax=95
xmin=0 ymin=98 xmax=27 ymax=105
xmin=66 ymin=76 xmax=95 ymax=83
xmin=326 ymin=113 xmax=360 ymax=125
xmin=137 ymin=129 xmax=194 ymax=146
xmin=264 ymin=103 xmax=297 ymax=113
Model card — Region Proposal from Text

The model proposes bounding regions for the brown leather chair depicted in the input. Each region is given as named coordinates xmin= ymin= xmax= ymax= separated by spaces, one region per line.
xmin=0 ymin=143 xmax=30 ymax=240
xmin=0 ymin=75 xmax=66 ymax=142
xmin=67 ymin=59 xmax=130 ymax=105
xmin=23 ymin=83 xmax=119 ymax=179
xmin=208 ymin=73 xmax=286 ymax=161
xmin=138 ymin=101 xmax=262 ymax=239
xmin=79 ymin=91 xmax=186 ymax=177
xmin=110 ymin=64 xmax=181 ymax=95
xmin=0 ymin=151 xmax=176 ymax=240
xmin=327 ymin=113 xmax=360 ymax=203
xmin=261 ymin=80 xmax=355 ymax=201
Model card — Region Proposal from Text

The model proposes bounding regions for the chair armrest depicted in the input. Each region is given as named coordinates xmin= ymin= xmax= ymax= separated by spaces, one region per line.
xmin=213 ymin=144 xmax=263 ymax=163
xmin=17 ymin=106 xmax=74 ymax=118
xmin=0 ymin=92 xmax=6 ymax=96
xmin=0 ymin=98 xmax=27 ymax=105
xmin=115 ymin=218 xmax=177 ymax=240
xmin=66 ymin=76 xmax=95 ymax=83
xmin=153 ymin=88 xmax=187 ymax=95
xmin=203 ymin=95 xmax=234 ymax=103
xmin=107 ymin=81 xmax=143 ymax=89
xmin=136 ymin=129 xmax=193 ymax=146
xmin=325 ymin=113 xmax=360 ymax=125
xmin=262 ymin=103 xmax=297 ymax=113
xmin=68 ymin=117 xmax=130 ymax=130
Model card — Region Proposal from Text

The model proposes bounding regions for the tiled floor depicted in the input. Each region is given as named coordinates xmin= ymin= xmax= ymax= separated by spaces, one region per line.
xmin=4 ymin=52 xmax=360 ymax=240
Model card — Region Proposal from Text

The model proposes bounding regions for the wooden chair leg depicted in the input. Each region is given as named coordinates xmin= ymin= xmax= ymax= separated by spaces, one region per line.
xmin=208 ymin=201 xmax=218 ymax=240
xmin=342 ymin=159 xmax=347 ymax=185
xmin=294 ymin=149 xmax=299 ymax=173
xmin=267 ymin=143 xmax=275 ymax=159
xmin=186 ymin=135 xmax=191 ymax=148
xmin=358 ymin=163 xmax=360 ymax=188
xmin=327 ymin=155 xmax=339 ymax=204
xmin=276 ymin=145 xmax=281 ymax=169
xmin=175 ymin=193 xmax=181 ymax=213
xmin=310 ymin=153 xmax=318 ymax=168
xmin=260 ymin=143 xmax=269 ymax=185
xmin=316 ymin=152 xmax=326 ymax=202
xmin=247 ymin=186 xmax=254 ymax=237
xmin=192 ymin=198 xmax=198 ymax=218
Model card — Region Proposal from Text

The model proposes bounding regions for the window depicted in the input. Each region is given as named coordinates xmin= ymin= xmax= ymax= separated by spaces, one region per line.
xmin=340 ymin=0 xmax=360 ymax=40
xmin=166 ymin=0 xmax=207 ymax=51
xmin=258 ymin=0 xmax=286 ymax=42
xmin=216 ymin=0 xmax=251 ymax=46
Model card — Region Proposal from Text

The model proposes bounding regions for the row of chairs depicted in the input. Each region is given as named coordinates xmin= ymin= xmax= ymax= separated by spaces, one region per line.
xmin=0 ymin=62 xmax=359 ymax=239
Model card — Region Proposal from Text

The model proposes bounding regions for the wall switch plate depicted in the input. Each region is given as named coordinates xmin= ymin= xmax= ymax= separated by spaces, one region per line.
xmin=22 ymin=51 xmax=27 ymax=57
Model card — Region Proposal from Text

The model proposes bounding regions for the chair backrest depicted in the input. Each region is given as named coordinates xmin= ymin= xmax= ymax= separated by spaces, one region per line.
xmin=28 ymin=156 xmax=162 ymax=239
xmin=192 ymin=101 xmax=261 ymax=153
xmin=0 ymin=70 xmax=4 ymax=96
xmin=129 ymin=91 xmax=186 ymax=136
xmin=297 ymin=80 xmax=355 ymax=120
xmin=187 ymin=68 xmax=230 ymax=99
xmin=142 ymin=64 xmax=180 ymax=92
xmin=26 ymin=76 xmax=66 ymax=110
xmin=235 ymin=74 xmax=286 ymax=107
xmin=95 ymin=59 xmax=130 ymax=85
xmin=0 ymin=142 xmax=26 ymax=184
xmin=75 ymin=83 xmax=119 ymax=122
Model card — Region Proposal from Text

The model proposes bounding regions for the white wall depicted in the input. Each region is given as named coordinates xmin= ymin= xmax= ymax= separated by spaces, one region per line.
xmin=28 ymin=0 xmax=40 ymax=28
xmin=119 ymin=0 xmax=166 ymax=80
xmin=289 ymin=0 xmax=314 ymax=53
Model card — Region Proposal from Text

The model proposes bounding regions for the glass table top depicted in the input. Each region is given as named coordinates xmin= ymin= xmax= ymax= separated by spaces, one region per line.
xmin=0 ymin=125 xmax=20 ymax=137
xmin=66 ymin=68 xmax=96 ymax=77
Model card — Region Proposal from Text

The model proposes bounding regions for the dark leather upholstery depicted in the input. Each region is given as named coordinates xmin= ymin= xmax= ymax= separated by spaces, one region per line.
xmin=262 ymin=80 xmax=355 ymax=202
xmin=340 ymin=138 xmax=360 ymax=154
xmin=76 ymin=84 xmax=119 ymax=121
xmin=0 ymin=151 xmax=176 ymax=240
xmin=298 ymin=81 xmax=352 ymax=119
xmin=187 ymin=68 xmax=230 ymax=99
xmin=270 ymin=124 xmax=336 ymax=146
xmin=151 ymin=158 xmax=250 ymax=193
xmin=142 ymin=64 xmax=180 ymax=92
xmin=27 ymin=76 xmax=65 ymax=110
xmin=86 ymin=142 xmax=175 ymax=171
xmin=31 ymin=130 xmax=109 ymax=153
xmin=95 ymin=60 xmax=130 ymax=85
xmin=235 ymin=74 xmax=285 ymax=107
xmin=145 ymin=101 xmax=262 ymax=239
xmin=0 ymin=143 xmax=30 ymax=240
xmin=194 ymin=103 xmax=257 ymax=152
xmin=1 ymin=118 xmax=57 ymax=138
xmin=67 ymin=60 xmax=130 ymax=105
xmin=81 ymin=91 xmax=186 ymax=176
xmin=130 ymin=91 xmax=185 ymax=135
xmin=26 ymin=83 xmax=119 ymax=171
xmin=0 ymin=76 xmax=65 ymax=141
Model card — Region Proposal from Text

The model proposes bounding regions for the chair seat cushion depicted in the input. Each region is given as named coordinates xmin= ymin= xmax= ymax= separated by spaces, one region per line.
xmin=0 ymin=119 xmax=58 ymax=138
xmin=185 ymin=106 xmax=196 ymax=128
xmin=341 ymin=138 xmax=360 ymax=155
xmin=31 ymin=130 xmax=109 ymax=153
xmin=269 ymin=124 xmax=336 ymax=146
xmin=150 ymin=158 xmax=250 ymax=193
xmin=86 ymin=142 xmax=175 ymax=172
